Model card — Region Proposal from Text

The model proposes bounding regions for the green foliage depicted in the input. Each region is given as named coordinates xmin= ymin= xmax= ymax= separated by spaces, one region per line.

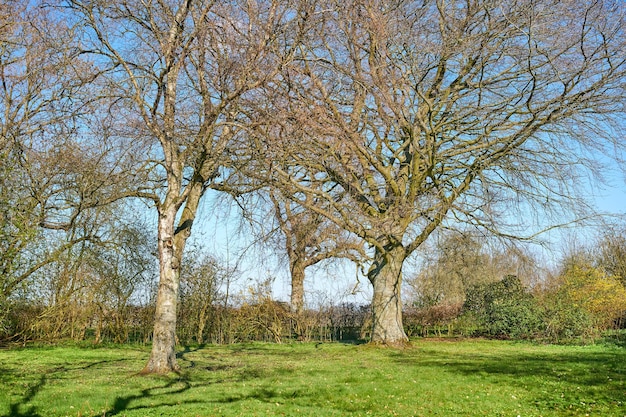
xmin=539 ymin=291 xmax=596 ymax=342
xmin=406 ymin=233 xmax=534 ymax=309
xmin=538 ymin=263 xmax=626 ymax=342
xmin=559 ymin=264 xmax=626 ymax=330
xmin=451 ymin=311 xmax=482 ymax=337
xmin=1 ymin=340 xmax=624 ymax=416
xmin=463 ymin=275 xmax=543 ymax=339
xmin=458 ymin=266 xmax=626 ymax=342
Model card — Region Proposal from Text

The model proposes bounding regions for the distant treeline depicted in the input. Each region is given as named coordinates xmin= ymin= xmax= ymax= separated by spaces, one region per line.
xmin=3 ymin=270 xmax=625 ymax=346
xmin=3 ymin=228 xmax=626 ymax=347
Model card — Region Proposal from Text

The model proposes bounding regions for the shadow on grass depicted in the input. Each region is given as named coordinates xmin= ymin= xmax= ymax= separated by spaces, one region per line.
xmin=82 ymin=347 xmax=210 ymax=417
xmin=91 ymin=345 xmax=336 ymax=417
xmin=176 ymin=344 xmax=206 ymax=369
xmin=3 ymin=359 xmax=136 ymax=417
xmin=421 ymin=349 xmax=624 ymax=385
xmin=0 ymin=367 xmax=14 ymax=385
xmin=5 ymin=374 xmax=47 ymax=417
xmin=96 ymin=375 xmax=313 ymax=416
xmin=90 ymin=370 xmax=278 ymax=416
xmin=97 ymin=376 xmax=203 ymax=417
xmin=392 ymin=345 xmax=626 ymax=410
xmin=213 ymin=386 xmax=306 ymax=405
xmin=3 ymin=344 xmax=344 ymax=417
xmin=92 ymin=347 xmax=264 ymax=417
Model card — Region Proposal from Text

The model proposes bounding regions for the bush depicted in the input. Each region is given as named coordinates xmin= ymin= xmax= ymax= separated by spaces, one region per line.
xmin=462 ymin=275 xmax=543 ymax=339
xmin=560 ymin=264 xmax=626 ymax=331
xmin=404 ymin=303 xmax=462 ymax=337
xmin=539 ymin=291 xmax=595 ymax=342
xmin=537 ymin=264 xmax=626 ymax=342
xmin=452 ymin=312 xmax=482 ymax=337
xmin=0 ymin=301 xmax=46 ymax=344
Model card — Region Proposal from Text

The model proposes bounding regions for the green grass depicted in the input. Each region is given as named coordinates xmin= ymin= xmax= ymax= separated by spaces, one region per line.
xmin=0 ymin=339 xmax=624 ymax=416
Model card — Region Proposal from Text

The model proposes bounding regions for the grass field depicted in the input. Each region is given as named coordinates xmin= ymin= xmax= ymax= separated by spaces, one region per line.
xmin=0 ymin=339 xmax=624 ymax=417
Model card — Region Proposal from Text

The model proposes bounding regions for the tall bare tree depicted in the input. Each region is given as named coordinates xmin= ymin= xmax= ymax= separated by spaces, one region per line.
xmin=262 ymin=0 xmax=626 ymax=344
xmin=0 ymin=1 xmax=119 ymax=316
xmin=63 ymin=0 xmax=309 ymax=372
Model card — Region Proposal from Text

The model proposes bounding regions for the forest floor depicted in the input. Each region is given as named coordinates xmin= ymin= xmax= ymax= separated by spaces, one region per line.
xmin=1 ymin=338 xmax=624 ymax=416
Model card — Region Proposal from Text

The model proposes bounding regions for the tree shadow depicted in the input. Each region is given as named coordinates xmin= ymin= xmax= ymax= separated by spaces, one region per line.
xmin=5 ymin=373 xmax=47 ymax=417
xmin=96 ymin=376 xmax=200 ymax=417
xmin=0 ymin=367 xmax=14 ymax=385
xmin=426 ymin=350 xmax=623 ymax=386
xmin=176 ymin=344 xmax=206 ymax=369
xmin=93 ymin=344 xmax=327 ymax=416
xmin=3 ymin=358 xmax=137 ymax=417
xmin=93 ymin=346 xmax=254 ymax=417
xmin=213 ymin=386 xmax=300 ymax=405
xmin=391 ymin=346 xmax=626 ymax=409
xmin=92 ymin=367 xmax=268 ymax=416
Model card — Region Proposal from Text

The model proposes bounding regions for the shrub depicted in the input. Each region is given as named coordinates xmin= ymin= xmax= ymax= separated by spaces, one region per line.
xmin=538 ymin=264 xmax=626 ymax=342
xmin=452 ymin=311 xmax=482 ymax=337
xmin=404 ymin=303 xmax=462 ymax=337
xmin=538 ymin=291 xmax=595 ymax=342
xmin=561 ymin=265 xmax=626 ymax=331
xmin=462 ymin=275 xmax=543 ymax=339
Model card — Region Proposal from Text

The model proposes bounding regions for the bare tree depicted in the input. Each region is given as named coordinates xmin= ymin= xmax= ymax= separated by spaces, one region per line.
xmin=0 ymin=1 xmax=117 ymax=315
xmin=407 ymin=233 xmax=494 ymax=308
xmin=262 ymin=0 xmax=626 ymax=344
xmin=63 ymin=0 xmax=309 ymax=372
xmin=25 ymin=208 xmax=156 ymax=344
xmin=595 ymin=227 xmax=626 ymax=286
xmin=178 ymin=251 xmax=228 ymax=344
xmin=268 ymin=190 xmax=364 ymax=314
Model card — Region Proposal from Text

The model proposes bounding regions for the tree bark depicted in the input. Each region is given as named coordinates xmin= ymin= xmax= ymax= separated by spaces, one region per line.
xmin=142 ymin=178 xmax=205 ymax=373
xmin=290 ymin=257 xmax=306 ymax=314
xmin=368 ymin=245 xmax=409 ymax=345
xmin=142 ymin=208 xmax=181 ymax=374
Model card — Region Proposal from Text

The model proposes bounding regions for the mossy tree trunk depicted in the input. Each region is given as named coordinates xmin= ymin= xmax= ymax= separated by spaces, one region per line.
xmin=368 ymin=245 xmax=409 ymax=345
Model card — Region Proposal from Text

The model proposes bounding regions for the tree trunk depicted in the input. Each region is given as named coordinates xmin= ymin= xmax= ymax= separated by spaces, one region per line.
xmin=290 ymin=257 xmax=306 ymax=314
xmin=197 ymin=302 xmax=210 ymax=345
xmin=142 ymin=209 xmax=181 ymax=374
xmin=368 ymin=245 xmax=409 ymax=345
xmin=142 ymin=178 xmax=204 ymax=373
